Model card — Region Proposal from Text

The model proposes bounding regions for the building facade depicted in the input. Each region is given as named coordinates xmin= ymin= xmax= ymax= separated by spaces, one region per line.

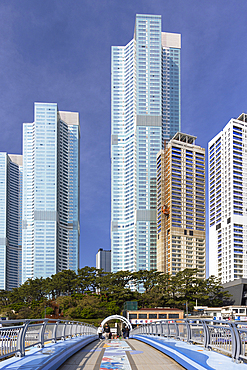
xmin=111 ymin=14 xmax=181 ymax=273
xmin=157 ymin=133 xmax=205 ymax=277
xmin=22 ymin=103 xmax=80 ymax=283
xmin=96 ymin=249 xmax=111 ymax=272
xmin=0 ymin=153 xmax=22 ymax=290
xmin=125 ymin=308 xmax=184 ymax=326
xmin=209 ymin=113 xmax=247 ymax=283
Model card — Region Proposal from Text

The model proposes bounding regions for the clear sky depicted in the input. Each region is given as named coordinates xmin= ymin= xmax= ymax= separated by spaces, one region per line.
xmin=1 ymin=0 xmax=247 ymax=270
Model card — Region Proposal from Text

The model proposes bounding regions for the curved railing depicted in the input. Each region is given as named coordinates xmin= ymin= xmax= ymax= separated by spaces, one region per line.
xmin=0 ymin=318 xmax=97 ymax=360
xmin=131 ymin=319 xmax=247 ymax=362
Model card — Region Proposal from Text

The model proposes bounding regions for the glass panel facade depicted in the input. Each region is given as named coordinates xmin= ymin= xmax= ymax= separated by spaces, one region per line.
xmin=22 ymin=103 xmax=80 ymax=283
xmin=0 ymin=153 xmax=22 ymax=290
xmin=111 ymin=14 xmax=181 ymax=274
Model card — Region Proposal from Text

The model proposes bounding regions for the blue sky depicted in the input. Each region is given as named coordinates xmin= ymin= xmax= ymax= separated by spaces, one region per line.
xmin=1 ymin=0 xmax=247 ymax=269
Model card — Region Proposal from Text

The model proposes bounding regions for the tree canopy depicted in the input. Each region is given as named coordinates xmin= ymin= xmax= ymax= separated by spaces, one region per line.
xmin=0 ymin=267 xmax=231 ymax=320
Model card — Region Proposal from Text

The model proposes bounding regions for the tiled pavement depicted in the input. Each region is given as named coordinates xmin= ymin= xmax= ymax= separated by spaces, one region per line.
xmin=58 ymin=339 xmax=184 ymax=370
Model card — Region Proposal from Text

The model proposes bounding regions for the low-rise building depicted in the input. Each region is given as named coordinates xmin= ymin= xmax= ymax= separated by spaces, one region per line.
xmin=193 ymin=306 xmax=222 ymax=319
xmin=125 ymin=308 xmax=184 ymax=326
xmin=193 ymin=305 xmax=247 ymax=320
xmin=221 ymin=306 xmax=247 ymax=320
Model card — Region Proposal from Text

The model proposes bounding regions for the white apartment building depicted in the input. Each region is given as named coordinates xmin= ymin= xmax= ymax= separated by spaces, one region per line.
xmin=209 ymin=113 xmax=247 ymax=283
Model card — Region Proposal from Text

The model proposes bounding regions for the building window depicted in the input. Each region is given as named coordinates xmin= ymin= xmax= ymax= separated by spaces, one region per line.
xmin=129 ymin=314 xmax=137 ymax=319
xmin=169 ymin=314 xmax=179 ymax=319
xmin=159 ymin=314 xmax=167 ymax=319
xmin=139 ymin=314 xmax=147 ymax=319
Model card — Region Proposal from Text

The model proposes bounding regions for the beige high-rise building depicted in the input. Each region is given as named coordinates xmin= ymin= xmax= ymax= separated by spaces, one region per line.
xmin=156 ymin=133 xmax=206 ymax=278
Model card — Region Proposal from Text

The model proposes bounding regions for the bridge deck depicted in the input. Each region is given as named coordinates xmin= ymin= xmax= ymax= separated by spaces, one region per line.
xmin=58 ymin=339 xmax=184 ymax=370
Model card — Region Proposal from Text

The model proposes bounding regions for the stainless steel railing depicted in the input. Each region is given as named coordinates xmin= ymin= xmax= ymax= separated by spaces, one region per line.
xmin=131 ymin=318 xmax=247 ymax=362
xmin=0 ymin=318 xmax=97 ymax=359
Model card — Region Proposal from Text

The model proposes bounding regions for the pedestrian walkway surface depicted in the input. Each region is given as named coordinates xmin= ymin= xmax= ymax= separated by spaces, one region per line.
xmin=0 ymin=335 xmax=98 ymax=370
xmin=58 ymin=339 xmax=184 ymax=370
xmin=132 ymin=334 xmax=247 ymax=370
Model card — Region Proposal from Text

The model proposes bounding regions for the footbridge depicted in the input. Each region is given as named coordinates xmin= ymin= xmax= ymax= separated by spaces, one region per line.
xmin=1 ymin=318 xmax=247 ymax=369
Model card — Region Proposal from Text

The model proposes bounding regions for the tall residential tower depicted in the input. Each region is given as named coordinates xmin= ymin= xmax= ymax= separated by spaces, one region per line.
xmin=209 ymin=113 xmax=247 ymax=283
xmin=111 ymin=14 xmax=181 ymax=272
xmin=157 ymin=133 xmax=205 ymax=277
xmin=22 ymin=103 xmax=80 ymax=283
xmin=0 ymin=153 xmax=22 ymax=290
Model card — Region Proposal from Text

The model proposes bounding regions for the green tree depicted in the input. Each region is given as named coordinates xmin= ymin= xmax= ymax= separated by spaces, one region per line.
xmin=77 ymin=266 xmax=99 ymax=293
xmin=132 ymin=270 xmax=162 ymax=293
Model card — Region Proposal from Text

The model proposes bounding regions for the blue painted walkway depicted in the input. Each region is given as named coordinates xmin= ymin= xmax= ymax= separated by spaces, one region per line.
xmin=132 ymin=334 xmax=247 ymax=370
xmin=1 ymin=334 xmax=247 ymax=369
xmin=0 ymin=335 xmax=97 ymax=370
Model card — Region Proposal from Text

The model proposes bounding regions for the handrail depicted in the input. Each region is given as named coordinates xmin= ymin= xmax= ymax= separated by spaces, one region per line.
xmin=0 ymin=318 xmax=97 ymax=359
xmin=130 ymin=318 xmax=247 ymax=363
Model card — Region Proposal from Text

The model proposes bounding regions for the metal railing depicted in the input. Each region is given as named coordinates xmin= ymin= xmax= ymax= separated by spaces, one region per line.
xmin=131 ymin=319 xmax=247 ymax=363
xmin=0 ymin=318 xmax=97 ymax=360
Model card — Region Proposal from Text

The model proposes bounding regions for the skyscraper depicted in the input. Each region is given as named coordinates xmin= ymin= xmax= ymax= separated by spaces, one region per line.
xmin=156 ymin=133 xmax=206 ymax=278
xmin=22 ymin=103 xmax=80 ymax=283
xmin=96 ymin=249 xmax=111 ymax=272
xmin=209 ymin=113 xmax=247 ymax=284
xmin=111 ymin=14 xmax=181 ymax=273
xmin=0 ymin=153 xmax=22 ymax=290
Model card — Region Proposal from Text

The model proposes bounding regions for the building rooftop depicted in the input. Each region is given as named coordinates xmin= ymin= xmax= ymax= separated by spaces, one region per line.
xmin=237 ymin=113 xmax=247 ymax=122
xmin=172 ymin=132 xmax=197 ymax=144
xmin=128 ymin=308 xmax=183 ymax=312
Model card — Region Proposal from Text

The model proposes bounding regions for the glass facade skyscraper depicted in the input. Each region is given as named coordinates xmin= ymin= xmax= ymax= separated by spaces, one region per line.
xmin=111 ymin=14 xmax=181 ymax=273
xmin=0 ymin=153 xmax=22 ymax=290
xmin=22 ymin=103 xmax=80 ymax=283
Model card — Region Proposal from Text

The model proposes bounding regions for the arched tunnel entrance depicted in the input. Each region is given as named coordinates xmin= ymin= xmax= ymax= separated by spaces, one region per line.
xmin=100 ymin=315 xmax=132 ymax=337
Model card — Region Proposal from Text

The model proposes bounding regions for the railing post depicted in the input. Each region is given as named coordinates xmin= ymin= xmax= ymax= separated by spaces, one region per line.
xmin=186 ymin=319 xmax=192 ymax=343
xmin=16 ymin=320 xmax=30 ymax=357
xmin=52 ymin=320 xmax=60 ymax=343
xmin=155 ymin=322 xmax=158 ymax=336
xmin=66 ymin=322 xmax=71 ymax=339
xmin=38 ymin=319 xmax=48 ymax=348
xmin=163 ymin=321 xmax=167 ymax=338
xmin=160 ymin=321 xmax=164 ymax=336
xmin=202 ymin=320 xmax=209 ymax=349
xmin=174 ymin=320 xmax=179 ymax=340
xmin=62 ymin=321 xmax=67 ymax=341
xmin=231 ymin=321 xmax=241 ymax=361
